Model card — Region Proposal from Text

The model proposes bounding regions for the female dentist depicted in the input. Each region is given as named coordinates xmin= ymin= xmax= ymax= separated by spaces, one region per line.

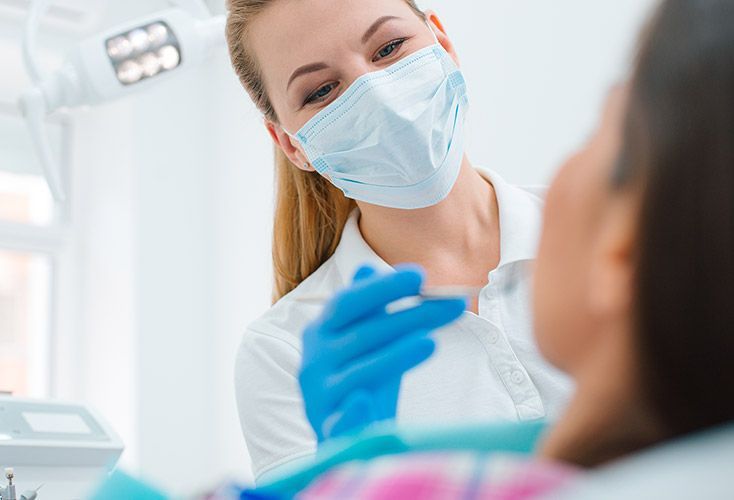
xmin=226 ymin=0 xmax=571 ymax=481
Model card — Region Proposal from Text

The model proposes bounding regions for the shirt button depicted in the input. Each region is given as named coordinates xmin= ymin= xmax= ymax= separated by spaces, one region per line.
xmin=488 ymin=331 xmax=499 ymax=344
xmin=510 ymin=370 xmax=525 ymax=384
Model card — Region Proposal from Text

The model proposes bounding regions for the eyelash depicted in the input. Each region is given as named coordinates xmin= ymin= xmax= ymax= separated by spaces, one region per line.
xmin=304 ymin=82 xmax=338 ymax=106
xmin=372 ymin=38 xmax=408 ymax=62
xmin=303 ymin=38 xmax=408 ymax=106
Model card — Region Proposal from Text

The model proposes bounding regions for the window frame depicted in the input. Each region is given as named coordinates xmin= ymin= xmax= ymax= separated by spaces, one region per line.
xmin=0 ymin=99 xmax=72 ymax=398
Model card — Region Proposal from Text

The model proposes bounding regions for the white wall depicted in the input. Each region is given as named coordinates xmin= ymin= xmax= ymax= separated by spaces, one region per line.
xmin=2 ymin=0 xmax=659 ymax=495
xmin=63 ymin=43 xmax=273 ymax=493
xmin=431 ymin=0 xmax=658 ymax=184
xmin=130 ymin=50 xmax=273 ymax=491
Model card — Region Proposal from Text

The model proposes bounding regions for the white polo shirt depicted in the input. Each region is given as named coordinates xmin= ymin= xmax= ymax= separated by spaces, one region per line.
xmin=235 ymin=168 xmax=573 ymax=481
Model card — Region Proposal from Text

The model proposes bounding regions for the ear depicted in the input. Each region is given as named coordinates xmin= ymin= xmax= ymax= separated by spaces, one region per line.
xmin=264 ymin=119 xmax=316 ymax=172
xmin=424 ymin=10 xmax=460 ymax=67
xmin=588 ymin=196 xmax=638 ymax=321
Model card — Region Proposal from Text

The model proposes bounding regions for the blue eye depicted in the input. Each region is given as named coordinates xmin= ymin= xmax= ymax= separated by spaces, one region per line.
xmin=375 ymin=39 xmax=406 ymax=61
xmin=305 ymin=83 xmax=337 ymax=105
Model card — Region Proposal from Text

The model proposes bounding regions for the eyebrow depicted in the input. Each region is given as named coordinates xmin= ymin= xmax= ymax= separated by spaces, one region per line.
xmin=287 ymin=62 xmax=329 ymax=90
xmin=361 ymin=15 xmax=401 ymax=45
xmin=286 ymin=16 xmax=402 ymax=92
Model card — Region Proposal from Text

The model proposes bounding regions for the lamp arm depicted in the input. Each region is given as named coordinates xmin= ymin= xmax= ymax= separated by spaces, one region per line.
xmin=22 ymin=0 xmax=53 ymax=84
xmin=19 ymin=87 xmax=66 ymax=202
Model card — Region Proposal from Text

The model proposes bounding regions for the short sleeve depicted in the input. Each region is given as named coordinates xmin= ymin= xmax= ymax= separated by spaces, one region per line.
xmin=234 ymin=327 xmax=317 ymax=481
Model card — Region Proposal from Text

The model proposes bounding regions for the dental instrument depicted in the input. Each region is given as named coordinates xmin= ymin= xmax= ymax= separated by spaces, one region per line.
xmin=295 ymin=285 xmax=484 ymax=304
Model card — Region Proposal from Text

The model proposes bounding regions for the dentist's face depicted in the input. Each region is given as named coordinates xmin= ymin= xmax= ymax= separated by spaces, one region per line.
xmin=247 ymin=0 xmax=459 ymax=170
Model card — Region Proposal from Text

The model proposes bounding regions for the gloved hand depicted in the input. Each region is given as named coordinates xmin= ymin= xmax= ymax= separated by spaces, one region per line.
xmin=299 ymin=264 xmax=466 ymax=442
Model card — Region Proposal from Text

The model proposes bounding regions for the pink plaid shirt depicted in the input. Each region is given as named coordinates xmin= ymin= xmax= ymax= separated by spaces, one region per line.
xmin=298 ymin=453 xmax=578 ymax=500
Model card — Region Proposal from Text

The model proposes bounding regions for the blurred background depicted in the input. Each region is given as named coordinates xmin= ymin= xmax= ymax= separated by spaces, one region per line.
xmin=0 ymin=0 xmax=657 ymax=495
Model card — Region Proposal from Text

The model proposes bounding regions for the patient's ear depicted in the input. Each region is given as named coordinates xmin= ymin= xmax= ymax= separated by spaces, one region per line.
xmin=588 ymin=195 xmax=638 ymax=322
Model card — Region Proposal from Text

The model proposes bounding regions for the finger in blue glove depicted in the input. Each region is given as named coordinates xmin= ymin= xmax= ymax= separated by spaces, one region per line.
xmin=299 ymin=264 xmax=466 ymax=442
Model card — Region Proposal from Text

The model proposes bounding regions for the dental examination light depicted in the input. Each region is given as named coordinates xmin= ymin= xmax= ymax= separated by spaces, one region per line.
xmin=18 ymin=0 xmax=226 ymax=201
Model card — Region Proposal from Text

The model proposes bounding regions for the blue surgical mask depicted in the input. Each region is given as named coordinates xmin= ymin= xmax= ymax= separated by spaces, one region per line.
xmin=287 ymin=43 xmax=469 ymax=209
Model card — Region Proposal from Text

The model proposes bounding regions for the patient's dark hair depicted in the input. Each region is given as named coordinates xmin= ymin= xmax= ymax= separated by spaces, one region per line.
xmin=615 ymin=0 xmax=734 ymax=438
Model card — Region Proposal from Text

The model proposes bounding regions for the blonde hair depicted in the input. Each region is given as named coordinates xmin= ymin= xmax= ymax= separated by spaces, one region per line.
xmin=226 ymin=0 xmax=425 ymax=302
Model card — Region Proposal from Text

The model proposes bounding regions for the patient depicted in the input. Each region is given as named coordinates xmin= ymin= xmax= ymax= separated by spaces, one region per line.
xmin=289 ymin=0 xmax=734 ymax=496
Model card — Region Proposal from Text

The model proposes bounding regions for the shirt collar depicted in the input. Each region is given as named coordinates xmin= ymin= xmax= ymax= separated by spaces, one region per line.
xmin=477 ymin=167 xmax=543 ymax=267
xmin=333 ymin=211 xmax=391 ymax=285
xmin=332 ymin=167 xmax=544 ymax=285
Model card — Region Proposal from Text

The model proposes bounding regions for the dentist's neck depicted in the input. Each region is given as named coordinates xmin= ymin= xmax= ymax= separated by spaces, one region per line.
xmin=357 ymin=156 xmax=501 ymax=288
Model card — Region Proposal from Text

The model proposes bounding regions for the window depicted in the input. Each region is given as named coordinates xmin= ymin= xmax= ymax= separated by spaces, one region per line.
xmin=0 ymin=105 xmax=62 ymax=224
xmin=0 ymin=249 xmax=51 ymax=396
xmin=0 ymin=103 xmax=68 ymax=398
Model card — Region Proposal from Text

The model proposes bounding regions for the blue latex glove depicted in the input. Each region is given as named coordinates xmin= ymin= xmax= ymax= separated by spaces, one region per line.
xmin=299 ymin=264 xmax=466 ymax=442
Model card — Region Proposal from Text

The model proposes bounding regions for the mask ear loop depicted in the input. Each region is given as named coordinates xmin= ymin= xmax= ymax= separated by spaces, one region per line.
xmin=426 ymin=20 xmax=441 ymax=45
xmin=425 ymin=20 xmax=459 ymax=78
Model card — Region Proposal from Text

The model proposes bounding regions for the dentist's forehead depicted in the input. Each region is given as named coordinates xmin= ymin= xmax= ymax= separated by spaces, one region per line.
xmin=247 ymin=0 xmax=421 ymax=93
